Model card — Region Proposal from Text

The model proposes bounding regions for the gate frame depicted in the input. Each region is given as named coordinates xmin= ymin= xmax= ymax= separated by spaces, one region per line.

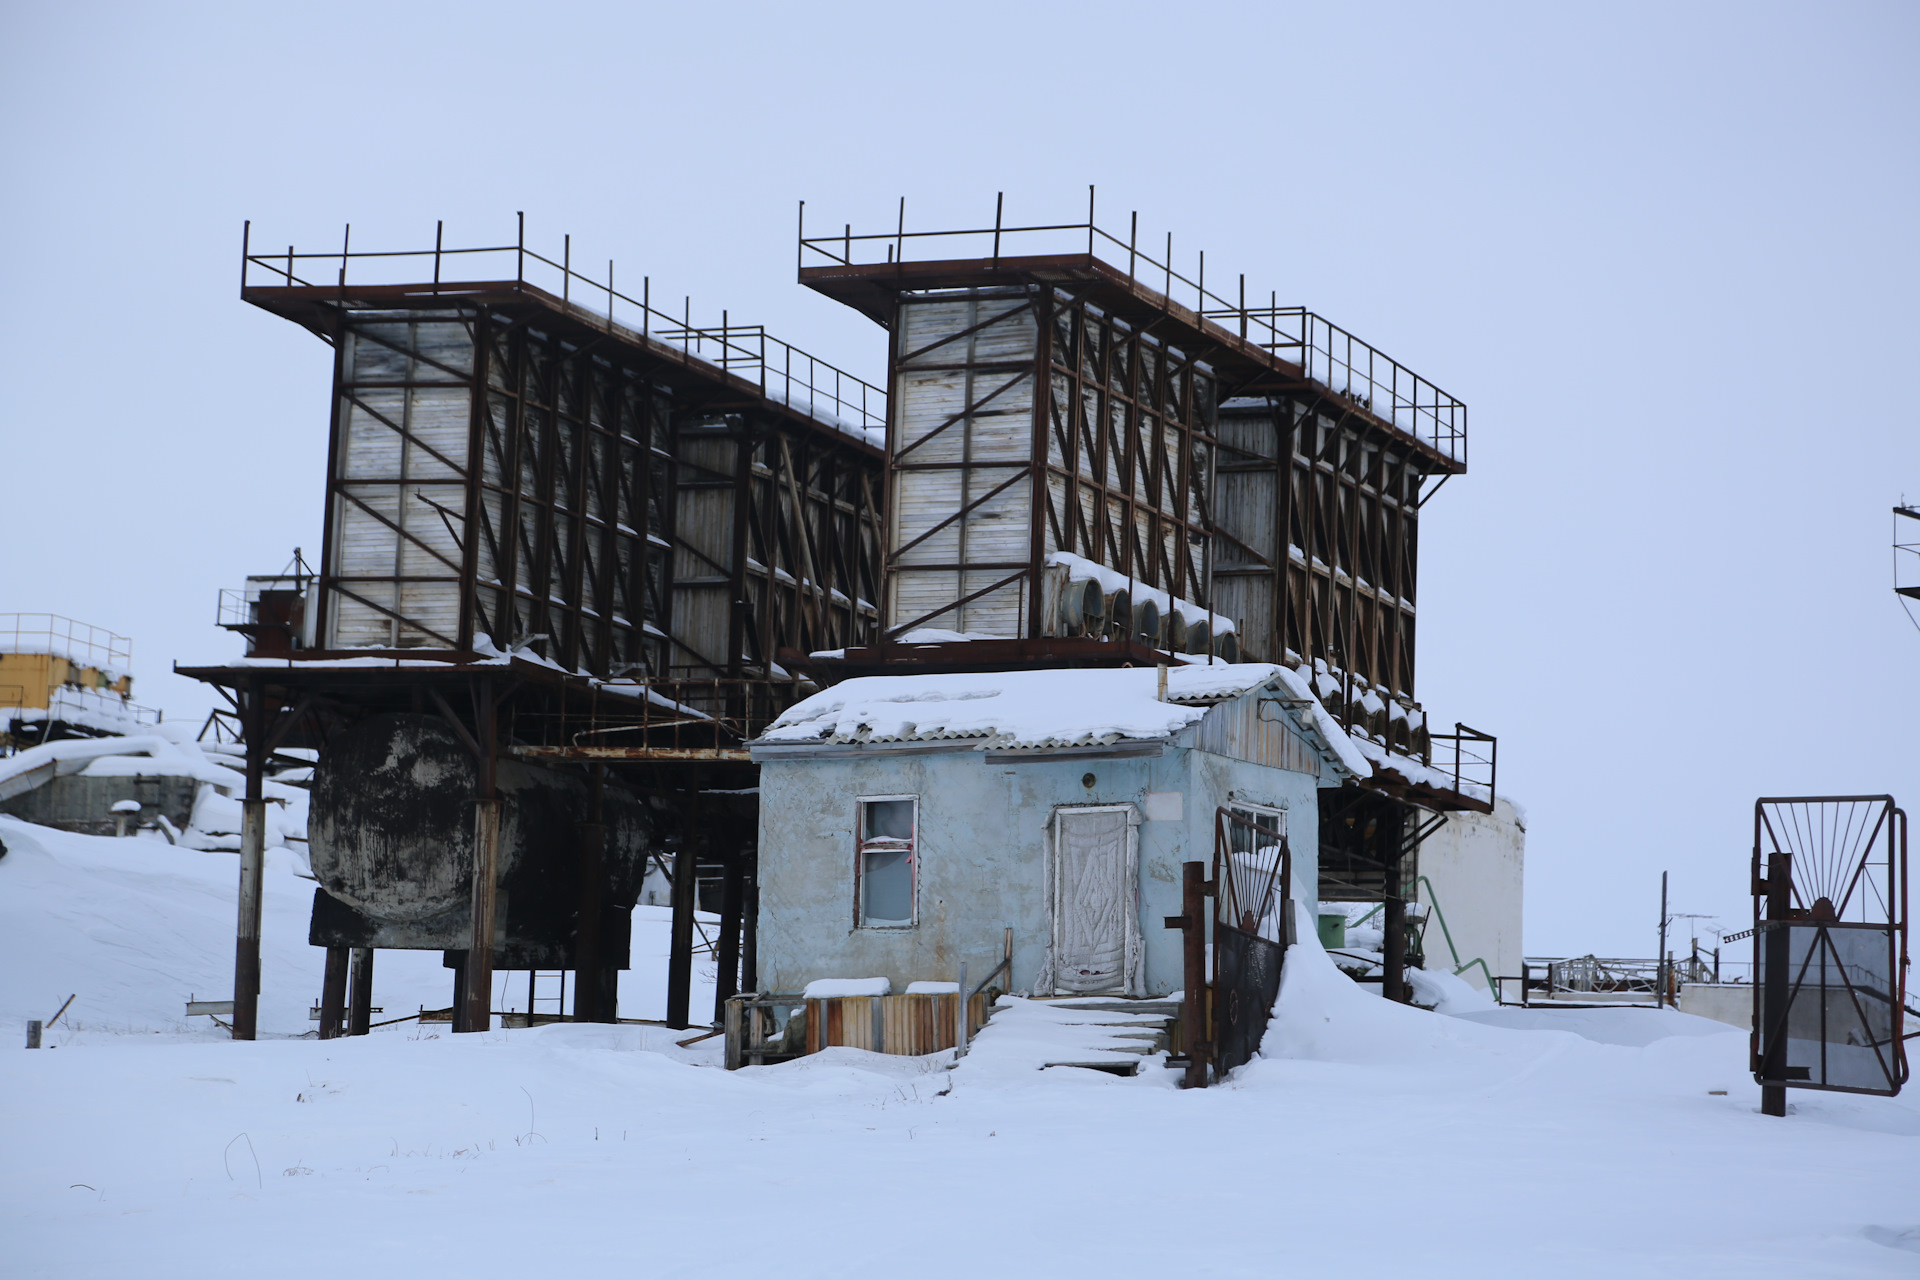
xmin=1752 ymin=794 xmax=1909 ymax=1114
xmin=1210 ymin=805 xmax=1293 ymax=1080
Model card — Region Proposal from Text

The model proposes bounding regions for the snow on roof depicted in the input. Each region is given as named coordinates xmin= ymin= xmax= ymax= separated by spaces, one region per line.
xmin=1349 ymin=734 xmax=1490 ymax=806
xmin=757 ymin=662 xmax=1369 ymax=776
xmin=0 ymin=735 xmax=304 ymax=805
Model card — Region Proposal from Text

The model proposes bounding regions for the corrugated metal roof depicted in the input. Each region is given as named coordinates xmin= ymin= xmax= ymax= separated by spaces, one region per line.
xmin=751 ymin=662 xmax=1370 ymax=778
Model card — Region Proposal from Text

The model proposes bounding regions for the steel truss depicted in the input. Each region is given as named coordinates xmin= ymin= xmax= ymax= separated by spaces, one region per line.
xmin=1213 ymin=394 xmax=1426 ymax=748
xmin=797 ymin=200 xmax=1484 ymax=788
xmin=241 ymin=223 xmax=887 ymax=685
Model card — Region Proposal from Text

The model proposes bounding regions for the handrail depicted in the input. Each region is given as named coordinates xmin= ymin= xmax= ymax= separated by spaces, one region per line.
xmin=241 ymin=219 xmax=886 ymax=434
xmin=797 ymin=194 xmax=1464 ymax=465
xmin=1426 ymin=723 xmax=1497 ymax=800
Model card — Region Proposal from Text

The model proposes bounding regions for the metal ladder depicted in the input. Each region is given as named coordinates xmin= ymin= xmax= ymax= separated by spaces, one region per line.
xmin=526 ymin=970 xmax=568 ymax=1024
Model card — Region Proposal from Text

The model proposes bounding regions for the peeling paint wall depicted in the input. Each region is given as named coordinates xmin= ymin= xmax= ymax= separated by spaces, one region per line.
xmin=755 ymin=734 xmax=1324 ymax=997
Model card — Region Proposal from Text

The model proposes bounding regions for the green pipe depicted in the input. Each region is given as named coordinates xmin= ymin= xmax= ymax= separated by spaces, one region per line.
xmin=1415 ymin=874 xmax=1499 ymax=999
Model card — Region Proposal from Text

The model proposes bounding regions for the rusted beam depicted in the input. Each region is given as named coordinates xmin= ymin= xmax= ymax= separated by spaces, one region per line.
xmin=506 ymin=746 xmax=752 ymax=761
xmin=666 ymin=842 xmax=696 ymax=1031
xmin=318 ymin=946 xmax=349 ymax=1039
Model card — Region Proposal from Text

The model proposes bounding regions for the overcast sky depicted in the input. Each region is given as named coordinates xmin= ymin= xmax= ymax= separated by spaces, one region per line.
xmin=6 ymin=1 xmax=1916 ymax=957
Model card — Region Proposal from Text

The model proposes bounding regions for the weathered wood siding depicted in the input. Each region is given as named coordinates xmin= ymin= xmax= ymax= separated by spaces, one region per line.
xmin=802 ymin=991 xmax=991 ymax=1055
xmin=1193 ymin=693 xmax=1323 ymax=777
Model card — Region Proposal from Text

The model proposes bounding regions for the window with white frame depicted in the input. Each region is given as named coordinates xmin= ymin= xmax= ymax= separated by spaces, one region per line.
xmin=856 ymin=796 xmax=917 ymax=927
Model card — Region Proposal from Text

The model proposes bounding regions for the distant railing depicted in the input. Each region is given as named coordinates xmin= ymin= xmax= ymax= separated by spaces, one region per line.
xmin=1521 ymin=956 xmax=1662 ymax=1004
xmin=242 ymin=218 xmax=886 ymax=435
xmin=215 ymin=575 xmax=309 ymax=627
xmin=0 ymin=614 xmax=131 ymax=672
xmin=797 ymin=193 xmax=1464 ymax=464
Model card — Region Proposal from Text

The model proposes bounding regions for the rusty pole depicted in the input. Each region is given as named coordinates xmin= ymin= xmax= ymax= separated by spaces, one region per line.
xmin=347 ymin=948 xmax=374 ymax=1035
xmin=1381 ymin=807 xmax=1408 ymax=1002
xmin=460 ymin=677 xmax=500 ymax=1034
xmin=666 ymin=842 xmax=696 ymax=1030
xmin=1182 ymin=860 xmax=1209 ymax=1088
xmin=713 ymin=852 xmax=745 ymax=1024
xmin=573 ymin=765 xmax=608 ymax=1022
xmin=318 ymin=946 xmax=349 ymax=1040
xmin=232 ymin=679 xmax=267 ymax=1040
xmin=1760 ymin=850 xmax=1792 ymax=1117
xmin=741 ymin=877 xmax=759 ymax=997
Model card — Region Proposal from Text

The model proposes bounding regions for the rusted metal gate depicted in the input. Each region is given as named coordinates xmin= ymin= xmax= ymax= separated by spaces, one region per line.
xmin=1212 ymin=805 xmax=1292 ymax=1075
xmin=1751 ymin=795 xmax=1909 ymax=1115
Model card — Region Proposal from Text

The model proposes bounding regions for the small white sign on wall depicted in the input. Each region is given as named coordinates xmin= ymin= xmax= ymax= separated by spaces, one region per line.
xmin=1142 ymin=791 xmax=1184 ymax=821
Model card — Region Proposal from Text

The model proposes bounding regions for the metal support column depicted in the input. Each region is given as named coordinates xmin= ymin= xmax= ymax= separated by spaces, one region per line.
xmin=713 ymin=853 xmax=744 ymax=1023
xmin=348 ymin=947 xmax=374 ymax=1035
xmin=666 ymin=843 xmax=696 ymax=1030
xmin=232 ymin=680 xmax=267 ymax=1041
xmin=741 ymin=878 xmax=759 ymax=997
xmin=572 ymin=764 xmax=609 ymax=1021
xmin=574 ymin=819 xmax=608 ymax=1022
xmin=1182 ymin=860 xmax=1209 ymax=1089
xmin=318 ymin=945 xmax=349 ymax=1039
xmin=463 ymin=800 xmax=500 ymax=1033
xmin=1760 ymin=850 xmax=1792 ymax=1117
xmin=1381 ymin=897 xmax=1407 ymax=1003
xmin=460 ymin=678 xmax=500 ymax=1034
xmin=448 ymin=951 xmax=469 ymax=1032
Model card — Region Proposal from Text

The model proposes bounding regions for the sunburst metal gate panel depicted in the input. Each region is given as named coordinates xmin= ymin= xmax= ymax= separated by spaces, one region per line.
xmin=1212 ymin=806 xmax=1292 ymax=1075
xmin=1752 ymin=796 xmax=1909 ymax=1099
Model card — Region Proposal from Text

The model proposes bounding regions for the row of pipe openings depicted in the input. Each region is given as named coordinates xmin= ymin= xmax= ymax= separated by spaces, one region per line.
xmin=1054 ymin=577 xmax=1240 ymax=663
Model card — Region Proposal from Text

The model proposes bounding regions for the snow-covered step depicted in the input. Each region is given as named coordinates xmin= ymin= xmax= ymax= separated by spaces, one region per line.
xmin=958 ymin=996 xmax=1178 ymax=1079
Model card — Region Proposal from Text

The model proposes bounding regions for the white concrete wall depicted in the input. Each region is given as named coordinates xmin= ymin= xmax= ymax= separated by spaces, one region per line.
xmin=1412 ymin=797 xmax=1525 ymax=995
xmin=1678 ymin=983 xmax=1753 ymax=1031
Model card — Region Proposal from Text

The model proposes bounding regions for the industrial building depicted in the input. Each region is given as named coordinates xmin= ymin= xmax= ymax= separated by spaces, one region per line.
xmin=180 ymin=203 xmax=1522 ymax=1079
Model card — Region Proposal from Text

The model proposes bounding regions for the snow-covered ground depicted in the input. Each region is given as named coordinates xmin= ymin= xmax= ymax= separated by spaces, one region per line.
xmin=3 ymin=815 xmax=1917 ymax=1278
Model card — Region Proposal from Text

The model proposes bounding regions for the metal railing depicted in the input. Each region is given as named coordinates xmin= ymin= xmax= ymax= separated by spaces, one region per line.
xmin=1427 ymin=722 xmax=1496 ymax=802
xmin=0 ymin=614 xmax=131 ymax=672
xmin=1521 ymin=956 xmax=1664 ymax=1004
xmin=216 ymin=574 xmax=313 ymax=629
xmin=797 ymin=193 xmax=1464 ymax=464
xmin=242 ymin=219 xmax=886 ymax=435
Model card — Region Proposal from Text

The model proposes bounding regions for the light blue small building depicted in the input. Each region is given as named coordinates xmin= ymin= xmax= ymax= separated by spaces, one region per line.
xmin=748 ymin=662 xmax=1369 ymax=998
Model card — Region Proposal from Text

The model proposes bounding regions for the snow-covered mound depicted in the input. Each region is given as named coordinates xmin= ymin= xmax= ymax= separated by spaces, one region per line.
xmin=3 ymin=823 xmax=1918 ymax=1279
xmin=0 ymin=818 xmax=716 ymax=1037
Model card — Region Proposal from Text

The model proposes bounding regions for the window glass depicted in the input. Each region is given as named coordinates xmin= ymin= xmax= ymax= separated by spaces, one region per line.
xmin=858 ymin=797 xmax=916 ymax=927
xmin=861 ymin=848 xmax=914 ymax=925
xmin=864 ymin=799 xmax=914 ymax=843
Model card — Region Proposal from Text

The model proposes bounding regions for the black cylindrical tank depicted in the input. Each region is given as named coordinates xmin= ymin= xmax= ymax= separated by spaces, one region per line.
xmin=307 ymin=712 xmax=650 ymax=963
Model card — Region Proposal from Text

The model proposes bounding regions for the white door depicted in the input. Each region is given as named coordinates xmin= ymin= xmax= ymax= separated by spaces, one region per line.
xmin=1051 ymin=806 xmax=1138 ymax=994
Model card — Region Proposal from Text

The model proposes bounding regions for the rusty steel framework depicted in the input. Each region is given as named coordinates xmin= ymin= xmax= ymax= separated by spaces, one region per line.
xmin=795 ymin=195 xmax=1467 ymax=744
xmin=1214 ymin=395 xmax=1429 ymax=732
xmin=182 ymin=220 xmax=894 ymax=1042
xmin=242 ymin=218 xmax=886 ymax=687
